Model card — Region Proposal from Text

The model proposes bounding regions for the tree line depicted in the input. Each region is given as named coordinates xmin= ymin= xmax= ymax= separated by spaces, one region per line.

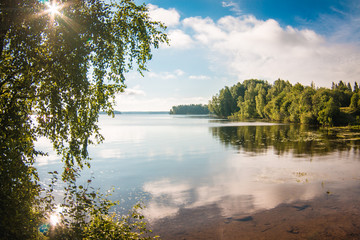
xmin=208 ymin=79 xmax=360 ymax=126
xmin=170 ymin=104 xmax=209 ymax=114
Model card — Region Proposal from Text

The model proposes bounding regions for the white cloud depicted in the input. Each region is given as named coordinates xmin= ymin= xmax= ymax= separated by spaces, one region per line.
xmin=222 ymin=1 xmax=242 ymax=15
xmin=183 ymin=17 xmax=227 ymax=44
xmin=165 ymin=29 xmax=194 ymax=49
xmin=147 ymin=4 xmax=180 ymax=27
xmin=174 ymin=69 xmax=185 ymax=76
xmin=122 ymin=85 xmax=146 ymax=96
xmin=189 ymin=75 xmax=210 ymax=80
xmin=146 ymin=5 xmax=196 ymax=49
xmin=182 ymin=14 xmax=360 ymax=87
xmin=324 ymin=10 xmax=360 ymax=44
xmin=148 ymin=72 xmax=176 ymax=80
xmin=147 ymin=69 xmax=185 ymax=80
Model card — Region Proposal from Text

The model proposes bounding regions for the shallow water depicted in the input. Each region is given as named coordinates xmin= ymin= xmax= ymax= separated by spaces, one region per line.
xmin=35 ymin=114 xmax=360 ymax=238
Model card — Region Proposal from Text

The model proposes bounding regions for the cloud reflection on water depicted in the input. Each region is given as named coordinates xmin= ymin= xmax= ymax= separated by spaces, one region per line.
xmin=143 ymin=148 xmax=360 ymax=222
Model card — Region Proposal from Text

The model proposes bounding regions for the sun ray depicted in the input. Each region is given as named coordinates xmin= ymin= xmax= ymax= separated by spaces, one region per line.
xmin=49 ymin=206 xmax=63 ymax=226
xmin=37 ymin=0 xmax=79 ymax=32
xmin=46 ymin=1 xmax=60 ymax=16
xmin=39 ymin=0 xmax=65 ymax=27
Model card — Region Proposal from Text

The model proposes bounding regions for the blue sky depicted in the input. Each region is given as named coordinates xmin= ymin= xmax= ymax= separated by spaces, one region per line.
xmin=116 ymin=0 xmax=360 ymax=111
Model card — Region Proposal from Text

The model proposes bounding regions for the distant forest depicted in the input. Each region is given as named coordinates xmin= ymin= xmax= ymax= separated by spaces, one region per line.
xmin=208 ymin=79 xmax=360 ymax=126
xmin=170 ymin=104 xmax=210 ymax=115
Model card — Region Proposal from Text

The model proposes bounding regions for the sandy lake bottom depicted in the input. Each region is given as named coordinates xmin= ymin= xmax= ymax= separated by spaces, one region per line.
xmin=151 ymin=184 xmax=360 ymax=240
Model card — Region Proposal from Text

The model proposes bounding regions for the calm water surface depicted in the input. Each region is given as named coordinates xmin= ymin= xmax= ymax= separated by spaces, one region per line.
xmin=36 ymin=113 xmax=360 ymax=236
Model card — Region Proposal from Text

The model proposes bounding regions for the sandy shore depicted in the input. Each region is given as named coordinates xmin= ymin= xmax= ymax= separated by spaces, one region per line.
xmin=151 ymin=186 xmax=360 ymax=239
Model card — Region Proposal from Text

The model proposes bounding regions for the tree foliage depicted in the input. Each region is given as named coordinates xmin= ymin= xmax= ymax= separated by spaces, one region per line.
xmin=208 ymin=86 xmax=236 ymax=117
xmin=209 ymin=79 xmax=360 ymax=126
xmin=170 ymin=104 xmax=209 ymax=115
xmin=0 ymin=0 xmax=167 ymax=238
xmin=41 ymin=171 xmax=158 ymax=240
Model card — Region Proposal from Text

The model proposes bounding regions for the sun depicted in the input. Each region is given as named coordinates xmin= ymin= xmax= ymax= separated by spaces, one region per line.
xmin=49 ymin=206 xmax=63 ymax=226
xmin=46 ymin=1 xmax=60 ymax=15
xmin=50 ymin=213 xmax=60 ymax=226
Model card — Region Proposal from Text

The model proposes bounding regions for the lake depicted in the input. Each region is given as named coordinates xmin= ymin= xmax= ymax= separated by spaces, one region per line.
xmin=36 ymin=113 xmax=360 ymax=239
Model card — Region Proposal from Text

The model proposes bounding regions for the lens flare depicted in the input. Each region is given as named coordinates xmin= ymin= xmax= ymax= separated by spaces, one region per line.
xmin=50 ymin=214 xmax=60 ymax=226
xmin=47 ymin=1 xmax=60 ymax=15
xmin=49 ymin=206 xmax=63 ymax=226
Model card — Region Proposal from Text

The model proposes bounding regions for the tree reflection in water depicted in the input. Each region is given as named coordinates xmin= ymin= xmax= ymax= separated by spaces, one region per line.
xmin=210 ymin=124 xmax=360 ymax=156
